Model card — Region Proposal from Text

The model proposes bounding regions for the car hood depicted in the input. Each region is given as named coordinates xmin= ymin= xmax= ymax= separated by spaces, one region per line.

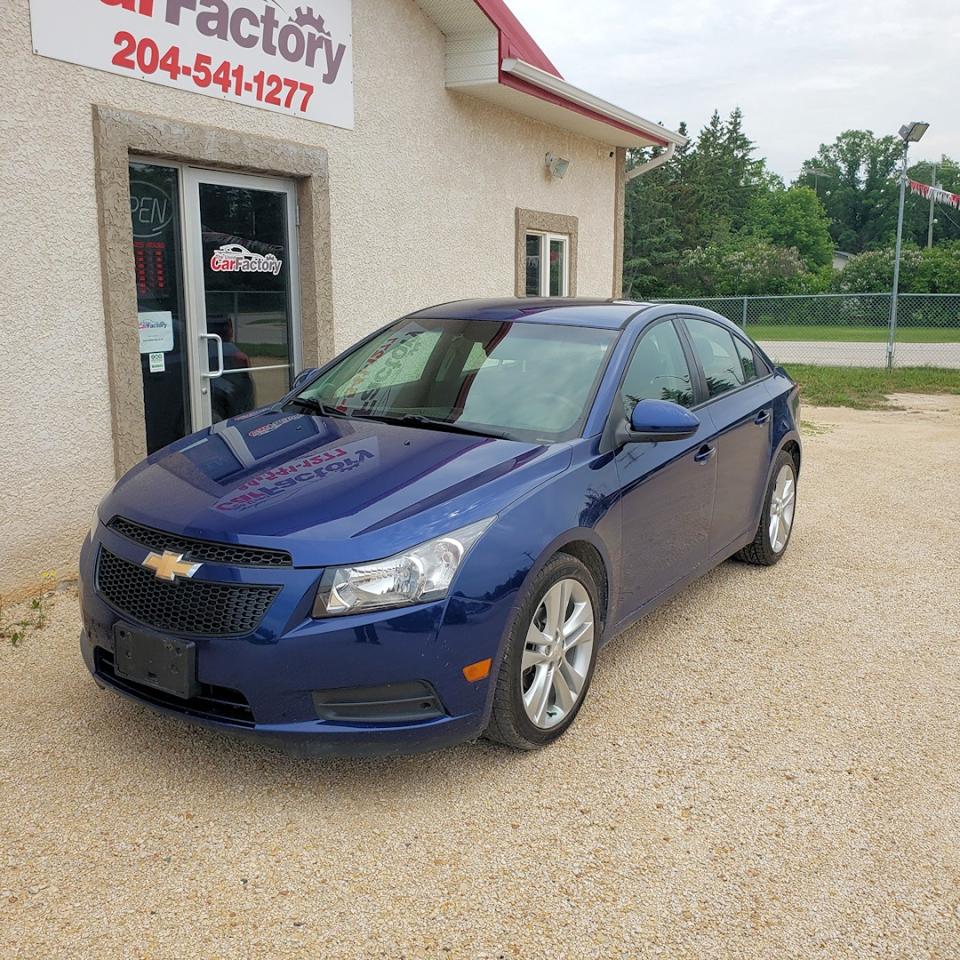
xmin=103 ymin=409 xmax=571 ymax=566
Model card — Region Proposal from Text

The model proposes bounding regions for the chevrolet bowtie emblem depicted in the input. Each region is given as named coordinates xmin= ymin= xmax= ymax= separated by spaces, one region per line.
xmin=142 ymin=551 xmax=201 ymax=582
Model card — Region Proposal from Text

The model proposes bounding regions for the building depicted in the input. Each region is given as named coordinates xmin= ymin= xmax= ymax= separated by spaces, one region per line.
xmin=0 ymin=0 xmax=684 ymax=598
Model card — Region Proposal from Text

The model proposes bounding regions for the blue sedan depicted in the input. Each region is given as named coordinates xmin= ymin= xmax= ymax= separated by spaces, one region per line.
xmin=79 ymin=299 xmax=801 ymax=754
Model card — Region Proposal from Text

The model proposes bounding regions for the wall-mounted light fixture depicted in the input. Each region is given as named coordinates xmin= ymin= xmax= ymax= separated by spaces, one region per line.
xmin=545 ymin=153 xmax=570 ymax=179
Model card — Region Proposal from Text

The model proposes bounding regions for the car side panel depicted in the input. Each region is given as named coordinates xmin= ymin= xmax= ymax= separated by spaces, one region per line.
xmin=613 ymin=416 xmax=718 ymax=616
xmin=703 ymin=380 xmax=776 ymax=557
xmin=444 ymin=440 xmax=624 ymax=728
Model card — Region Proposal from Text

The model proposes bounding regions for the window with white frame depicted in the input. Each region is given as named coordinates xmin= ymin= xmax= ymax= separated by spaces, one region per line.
xmin=524 ymin=231 xmax=569 ymax=297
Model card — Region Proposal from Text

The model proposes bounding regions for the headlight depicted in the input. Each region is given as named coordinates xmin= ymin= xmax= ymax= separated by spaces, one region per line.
xmin=313 ymin=517 xmax=495 ymax=617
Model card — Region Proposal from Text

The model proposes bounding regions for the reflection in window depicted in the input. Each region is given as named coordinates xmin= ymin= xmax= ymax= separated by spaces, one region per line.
xmin=525 ymin=234 xmax=541 ymax=296
xmin=685 ymin=318 xmax=746 ymax=399
xmin=549 ymin=238 xmax=565 ymax=296
xmin=620 ymin=321 xmax=694 ymax=415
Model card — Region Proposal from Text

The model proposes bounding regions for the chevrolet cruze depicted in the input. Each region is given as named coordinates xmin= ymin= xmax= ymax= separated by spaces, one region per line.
xmin=80 ymin=299 xmax=801 ymax=754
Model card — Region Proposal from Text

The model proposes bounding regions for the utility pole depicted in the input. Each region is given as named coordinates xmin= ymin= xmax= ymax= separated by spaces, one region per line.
xmin=927 ymin=161 xmax=938 ymax=248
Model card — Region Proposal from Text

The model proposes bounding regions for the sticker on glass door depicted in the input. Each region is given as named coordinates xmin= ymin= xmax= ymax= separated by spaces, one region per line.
xmin=192 ymin=173 xmax=299 ymax=426
xmin=210 ymin=244 xmax=284 ymax=276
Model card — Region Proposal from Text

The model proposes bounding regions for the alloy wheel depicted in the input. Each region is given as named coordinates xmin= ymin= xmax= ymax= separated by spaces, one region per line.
xmin=768 ymin=464 xmax=796 ymax=554
xmin=521 ymin=578 xmax=595 ymax=729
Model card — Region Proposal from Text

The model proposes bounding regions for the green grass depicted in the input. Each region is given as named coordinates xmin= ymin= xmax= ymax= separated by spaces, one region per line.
xmin=748 ymin=323 xmax=960 ymax=343
xmin=787 ymin=364 xmax=960 ymax=409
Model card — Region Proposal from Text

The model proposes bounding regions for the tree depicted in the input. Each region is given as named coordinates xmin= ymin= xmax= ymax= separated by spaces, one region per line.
xmin=622 ymin=122 xmax=701 ymax=298
xmin=675 ymin=238 xmax=809 ymax=296
xmin=622 ymin=110 xmax=774 ymax=298
xmin=796 ymin=130 xmax=902 ymax=253
xmin=685 ymin=108 xmax=767 ymax=240
xmin=915 ymin=241 xmax=960 ymax=291
xmin=747 ymin=186 xmax=834 ymax=269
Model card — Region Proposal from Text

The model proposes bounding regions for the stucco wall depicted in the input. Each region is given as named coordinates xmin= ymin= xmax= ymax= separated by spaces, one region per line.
xmin=0 ymin=0 xmax=618 ymax=598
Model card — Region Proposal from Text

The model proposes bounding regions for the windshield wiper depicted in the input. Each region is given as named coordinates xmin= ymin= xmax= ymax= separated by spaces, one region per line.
xmin=288 ymin=402 xmax=509 ymax=439
xmin=386 ymin=414 xmax=510 ymax=440
xmin=287 ymin=397 xmax=347 ymax=418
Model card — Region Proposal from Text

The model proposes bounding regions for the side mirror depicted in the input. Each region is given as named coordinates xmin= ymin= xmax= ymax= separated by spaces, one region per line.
xmin=619 ymin=399 xmax=700 ymax=444
xmin=292 ymin=367 xmax=321 ymax=391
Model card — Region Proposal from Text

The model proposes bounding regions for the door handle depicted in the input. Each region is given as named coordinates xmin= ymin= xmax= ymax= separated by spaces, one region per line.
xmin=754 ymin=409 xmax=771 ymax=425
xmin=694 ymin=444 xmax=716 ymax=463
xmin=200 ymin=333 xmax=224 ymax=379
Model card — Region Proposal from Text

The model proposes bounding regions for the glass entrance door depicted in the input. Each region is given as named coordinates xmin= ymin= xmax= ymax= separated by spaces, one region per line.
xmin=128 ymin=162 xmax=301 ymax=454
xmin=130 ymin=161 xmax=192 ymax=453
xmin=183 ymin=168 xmax=301 ymax=429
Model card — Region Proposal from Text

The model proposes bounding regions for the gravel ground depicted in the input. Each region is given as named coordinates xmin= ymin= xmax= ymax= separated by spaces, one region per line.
xmin=2 ymin=396 xmax=959 ymax=960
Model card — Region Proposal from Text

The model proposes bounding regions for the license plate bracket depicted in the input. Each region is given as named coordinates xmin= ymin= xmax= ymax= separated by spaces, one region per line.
xmin=113 ymin=624 xmax=199 ymax=700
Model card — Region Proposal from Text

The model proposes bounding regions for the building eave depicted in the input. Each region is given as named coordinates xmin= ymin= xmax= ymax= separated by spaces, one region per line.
xmin=415 ymin=0 xmax=685 ymax=149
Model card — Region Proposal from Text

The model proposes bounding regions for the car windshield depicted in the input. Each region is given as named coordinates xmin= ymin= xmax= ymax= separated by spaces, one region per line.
xmin=291 ymin=318 xmax=617 ymax=442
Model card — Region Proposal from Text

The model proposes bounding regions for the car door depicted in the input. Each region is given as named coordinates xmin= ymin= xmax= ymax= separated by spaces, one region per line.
xmin=613 ymin=319 xmax=717 ymax=617
xmin=680 ymin=317 xmax=774 ymax=558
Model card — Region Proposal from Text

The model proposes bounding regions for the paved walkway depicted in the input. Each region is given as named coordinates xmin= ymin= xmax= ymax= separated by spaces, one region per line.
xmin=758 ymin=340 xmax=960 ymax=369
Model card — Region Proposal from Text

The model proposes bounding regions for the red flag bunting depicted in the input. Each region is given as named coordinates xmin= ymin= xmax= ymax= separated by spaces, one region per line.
xmin=909 ymin=178 xmax=960 ymax=210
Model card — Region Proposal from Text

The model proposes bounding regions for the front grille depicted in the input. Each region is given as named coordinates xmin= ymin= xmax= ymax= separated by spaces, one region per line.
xmin=95 ymin=649 xmax=255 ymax=726
xmin=108 ymin=517 xmax=292 ymax=568
xmin=96 ymin=548 xmax=280 ymax=637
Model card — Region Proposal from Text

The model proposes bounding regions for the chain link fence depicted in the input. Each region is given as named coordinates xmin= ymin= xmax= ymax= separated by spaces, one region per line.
xmin=651 ymin=293 xmax=960 ymax=369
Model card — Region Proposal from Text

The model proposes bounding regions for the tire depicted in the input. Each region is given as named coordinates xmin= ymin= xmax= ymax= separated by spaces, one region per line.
xmin=484 ymin=554 xmax=600 ymax=750
xmin=736 ymin=450 xmax=798 ymax=566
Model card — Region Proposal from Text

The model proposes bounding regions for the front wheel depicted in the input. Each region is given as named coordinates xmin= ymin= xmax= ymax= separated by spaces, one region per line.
xmin=736 ymin=450 xmax=798 ymax=566
xmin=484 ymin=555 xmax=600 ymax=750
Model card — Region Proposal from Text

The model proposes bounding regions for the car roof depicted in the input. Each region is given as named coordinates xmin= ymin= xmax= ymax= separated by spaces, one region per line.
xmin=406 ymin=298 xmax=656 ymax=330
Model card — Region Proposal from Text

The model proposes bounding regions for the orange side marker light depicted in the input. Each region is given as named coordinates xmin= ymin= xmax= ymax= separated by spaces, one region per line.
xmin=462 ymin=658 xmax=492 ymax=683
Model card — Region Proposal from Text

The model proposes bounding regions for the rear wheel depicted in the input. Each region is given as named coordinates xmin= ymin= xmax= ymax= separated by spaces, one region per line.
xmin=484 ymin=555 xmax=599 ymax=750
xmin=736 ymin=450 xmax=797 ymax=566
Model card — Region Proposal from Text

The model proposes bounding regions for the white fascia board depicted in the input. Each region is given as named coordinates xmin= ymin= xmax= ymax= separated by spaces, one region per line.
xmin=501 ymin=58 xmax=687 ymax=147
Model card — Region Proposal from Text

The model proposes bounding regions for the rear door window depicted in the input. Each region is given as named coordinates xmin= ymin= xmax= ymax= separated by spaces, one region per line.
xmin=733 ymin=336 xmax=758 ymax=382
xmin=683 ymin=318 xmax=747 ymax=400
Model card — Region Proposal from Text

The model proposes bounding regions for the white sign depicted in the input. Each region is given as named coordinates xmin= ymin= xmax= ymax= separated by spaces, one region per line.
xmin=148 ymin=352 xmax=166 ymax=373
xmin=29 ymin=0 xmax=353 ymax=129
xmin=138 ymin=311 xmax=174 ymax=353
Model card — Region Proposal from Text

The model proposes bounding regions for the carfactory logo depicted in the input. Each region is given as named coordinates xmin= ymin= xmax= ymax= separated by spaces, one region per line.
xmin=210 ymin=243 xmax=284 ymax=275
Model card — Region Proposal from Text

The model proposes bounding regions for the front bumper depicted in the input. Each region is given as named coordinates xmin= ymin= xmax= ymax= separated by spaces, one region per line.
xmin=79 ymin=528 xmax=505 ymax=756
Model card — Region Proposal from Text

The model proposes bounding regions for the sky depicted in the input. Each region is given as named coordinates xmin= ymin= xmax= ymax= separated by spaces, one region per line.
xmin=506 ymin=0 xmax=960 ymax=180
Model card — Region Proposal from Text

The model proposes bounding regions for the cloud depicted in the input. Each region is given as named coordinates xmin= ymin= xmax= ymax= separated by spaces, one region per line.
xmin=507 ymin=0 xmax=960 ymax=177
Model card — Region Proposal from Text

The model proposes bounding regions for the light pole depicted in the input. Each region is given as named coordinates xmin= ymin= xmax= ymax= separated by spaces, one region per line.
xmin=801 ymin=165 xmax=831 ymax=197
xmin=887 ymin=121 xmax=929 ymax=371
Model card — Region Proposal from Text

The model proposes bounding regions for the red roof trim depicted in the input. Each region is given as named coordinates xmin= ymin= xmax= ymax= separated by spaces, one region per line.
xmin=472 ymin=0 xmax=562 ymax=78
xmin=498 ymin=73 xmax=671 ymax=147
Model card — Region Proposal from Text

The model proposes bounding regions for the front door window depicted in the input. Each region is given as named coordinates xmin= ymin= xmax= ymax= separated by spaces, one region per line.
xmin=127 ymin=163 xmax=301 ymax=453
